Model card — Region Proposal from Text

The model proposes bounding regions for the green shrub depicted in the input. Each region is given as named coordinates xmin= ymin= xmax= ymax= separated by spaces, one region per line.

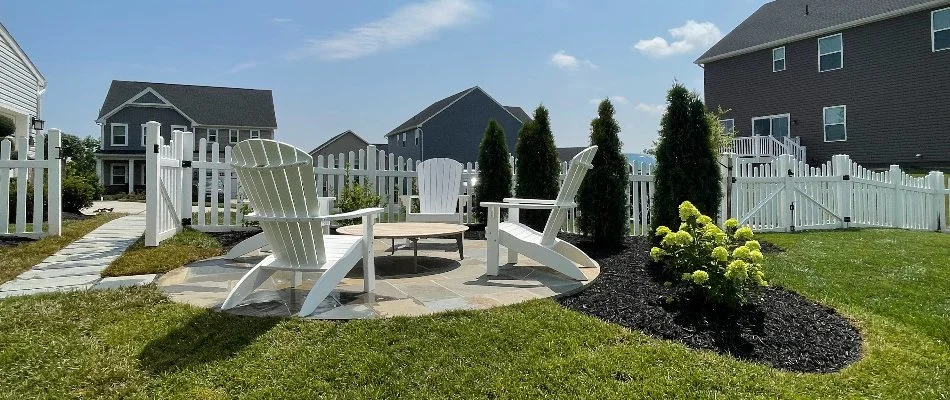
xmin=577 ymin=99 xmax=628 ymax=245
xmin=650 ymin=201 xmax=767 ymax=307
xmin=515 ymin=105 xmax=560 ymax=231
xmin=0 ymin=116 xmax=14 ymax=138
xmin=336 ymin=168 xmax=381 ymax=226
xmin=651 ymin=83 xmax=722 ymax=237
xmin=473 ymin=120 xmax=513 ymax=224
xmin=7 ymin=180 xmax=37 ymax=223
xmin=62 ymin=175 xmax=99 ymax=213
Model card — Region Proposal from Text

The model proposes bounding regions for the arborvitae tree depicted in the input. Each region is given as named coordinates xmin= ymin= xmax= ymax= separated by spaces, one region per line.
xmin=0 ymin=116 xmax=14 ymax=138
xmin=651 ymin=83 xmax=723 ymax=236
xmin=515 ymin=105 xmax=561 ymax=231
xmin=577 ymin=99 xmax=629 ymax=245
xmin=474 ymin=120 xmax=513 ymax=224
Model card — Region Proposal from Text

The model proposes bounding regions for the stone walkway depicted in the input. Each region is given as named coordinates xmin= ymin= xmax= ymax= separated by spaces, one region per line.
xmin=0 ymin=214 xmax=152 ymax=298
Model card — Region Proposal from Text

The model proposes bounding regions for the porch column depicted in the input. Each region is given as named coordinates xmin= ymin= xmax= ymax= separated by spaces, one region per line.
xmin=128 ymin=158 xmax=134 ymax=194
xmin=95 ymin=159 xmax=103 ymax=186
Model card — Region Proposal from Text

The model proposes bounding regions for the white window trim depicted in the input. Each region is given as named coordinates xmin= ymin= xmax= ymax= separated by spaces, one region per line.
xmin=249 ymin=129 xmax=260 ymax=139
xmin=111 ymin=164 xmax=127 ymax=185
xmin=414 ymin=131 xmax=420 ymax=146
xmin=229 ymin=129 xmax=239 ymax=143
xmin=818 ymin=33 xmax=843 ymax=72
xmin=140 ymin=124 xmax=148 ymax=146
xmin=933 ymin=7 xmax=950 ymax=52
xmin=823 ymin=105 xmax=847 ymax=142
xmin=110 ymin=123 xmax=128 ymax=147
xmin=170 ymin=125 xmax=187 ymax=134
xmin=772 ymin=46 xmax=786 ymax=72
xmin=207 ymin=128 xmax=218 ymax=142
xmin=751 ymin=113 xmax=791 ymax=137
xmin=720 ymin=119 xmax=735 ymax=134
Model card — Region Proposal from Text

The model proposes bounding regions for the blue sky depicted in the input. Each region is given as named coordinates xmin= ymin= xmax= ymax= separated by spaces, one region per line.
xmin=6 ymin=0 xmax=766 ymax=154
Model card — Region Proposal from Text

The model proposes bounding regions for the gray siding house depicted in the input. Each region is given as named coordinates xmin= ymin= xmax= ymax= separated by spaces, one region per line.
xmin=95 ymin=80 xmax=277 ymax=194
xmin=0 ymin=21 xmax=46 ymax=158
xmin=698 ymin=0 xmax=950 ymax=169
xmin=385 ymin=87 xmax=531 ymax=164
xmin=308 ymin=130 xmax=381 ymax=166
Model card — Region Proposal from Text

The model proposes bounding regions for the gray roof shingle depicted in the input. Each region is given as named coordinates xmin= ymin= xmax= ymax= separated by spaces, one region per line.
xmin=696 ymin=0 xmax=947 ymax=64
xmin=386 ymin=87 xmax=476 ymax=136
xmin=504 ymin=106 xmax=532 ymax=124
xmin=97 ymin=80 xmax=277 ymax=127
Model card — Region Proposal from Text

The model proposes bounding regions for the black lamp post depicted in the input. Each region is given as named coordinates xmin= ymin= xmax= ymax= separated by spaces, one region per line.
xmin=31 ymin=117 xmax=44 ymax=131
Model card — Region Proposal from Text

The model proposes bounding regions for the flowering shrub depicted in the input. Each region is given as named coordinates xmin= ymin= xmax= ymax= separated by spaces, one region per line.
xmin=650 ymin=201 xmax=767 ymax=307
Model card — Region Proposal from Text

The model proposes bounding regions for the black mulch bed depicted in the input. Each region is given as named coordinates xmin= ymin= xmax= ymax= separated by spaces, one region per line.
xmin=206 ymin=229 xmax=262 ymax=253
xmin=556 ymin=234 xmax=862 ymax=373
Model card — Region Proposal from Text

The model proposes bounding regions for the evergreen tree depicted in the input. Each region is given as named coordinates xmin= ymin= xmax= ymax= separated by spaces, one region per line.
xmin=577 ymin=99 xmax=629 ymax=245
xmin=651 ymin=83 xmax=723 ymax=235
xmin=515 ymin=105 xmax=561 ymax=231
xmin=0 ymin=116 xmax=14 ymax=138
xmin=474 ymin=120 xmax=513 ymax=224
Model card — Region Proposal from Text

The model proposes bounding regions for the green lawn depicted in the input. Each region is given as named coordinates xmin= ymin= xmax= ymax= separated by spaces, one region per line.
xmin=0 ymin=229 xmax=948 ymax=398
xmin=102 ymin=228 xmax=222 ymax=277
xmin=0 ymin=214 xmax=124 ymax=284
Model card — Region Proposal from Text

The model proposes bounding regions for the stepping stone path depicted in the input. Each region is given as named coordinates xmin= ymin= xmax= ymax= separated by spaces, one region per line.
xmin=0 ymin=214 xmax=150 ymax=298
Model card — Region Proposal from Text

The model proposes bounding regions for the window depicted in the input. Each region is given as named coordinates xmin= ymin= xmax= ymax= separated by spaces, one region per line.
xmin=110 ymin=123 xmax=128 ymax=146
xmin=229 ymin=129 xmax=239 ymax=143
xmin=818 ymin=33 xmax=843 ymax=71
xmin=207 ymin=128 xmax=218 ymax=142
xmin=250 ymin=130 xmax=260 ymax=139
xmin=934 ymin=8 xmax=950 ymax=52
xmin=170 ymin=125 xmax=187 ymax=134
xmin=772 ymin=46 xmax=786 ymax=72
xmin=111 ymin=164 xmax=127 ymax=185
xmin=401 ymin=132 xmax=406 ymax=147
xmin=720 ymin=119 xmax=735 ymax=134
xmin=751 ymin=114 xmax=790 ymax=138
xmin=415 ymin=131 xmax=420 ymax=146
xmin=823 ymin=105 xmax=847 ymax=142
xmin=141 ymin=124 xmax=147 ymax=146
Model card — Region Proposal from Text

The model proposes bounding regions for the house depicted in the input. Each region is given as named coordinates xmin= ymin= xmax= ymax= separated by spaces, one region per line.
xmin=308 ymin=130 xmax=385 ymax=166
xmin=698 ymin=0 xmax=950 ymax=168
xmin=95 ymin=80 xmax=277 ymax=194
xmin=385 ymin=86 xmax=531 ymax=164
xmin=0 ymin=21 xmax=46 ymax=158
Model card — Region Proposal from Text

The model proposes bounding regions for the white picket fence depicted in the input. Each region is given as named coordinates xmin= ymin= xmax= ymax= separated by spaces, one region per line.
xmin=0 ymin=129 xmax=62 ymax=238
xmin=144 ymin=130 xmax=950 ymax=246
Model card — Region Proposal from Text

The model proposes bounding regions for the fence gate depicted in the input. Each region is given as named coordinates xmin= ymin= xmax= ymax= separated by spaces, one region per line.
xmin=145 ymin=121 xmax=192 ymax=246
xmin=0 ymin=129 xmax=62 ymax=238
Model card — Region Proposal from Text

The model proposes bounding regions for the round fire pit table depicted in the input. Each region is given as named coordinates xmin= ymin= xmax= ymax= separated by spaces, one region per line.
xmin=337 ymin=222 xmax=469 ymax=272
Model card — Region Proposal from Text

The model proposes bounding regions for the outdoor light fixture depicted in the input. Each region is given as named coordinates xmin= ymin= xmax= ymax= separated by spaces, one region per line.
xmin=31 ymin=117 xmax=45 ymax=131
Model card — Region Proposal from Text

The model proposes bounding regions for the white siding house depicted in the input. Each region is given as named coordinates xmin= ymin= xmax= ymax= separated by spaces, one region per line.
xmin=0 ymin=21 xmax=46 ymax=157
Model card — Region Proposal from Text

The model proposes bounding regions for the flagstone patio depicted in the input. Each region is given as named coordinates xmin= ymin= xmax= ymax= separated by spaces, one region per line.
xmin=156 ymin=237 xmax=600 ymax=319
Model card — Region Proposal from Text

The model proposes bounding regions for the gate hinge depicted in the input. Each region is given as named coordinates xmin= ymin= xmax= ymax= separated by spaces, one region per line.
xmin=153 ymin=144 xmax=160 ymax=153
xmin=789 ymin=203 xmax=795 ymax=211
xmin=731 ymin=177 xmax=737 ymax=184
xmin=790 ymin=225 xmax=796 ymax=232
xmin=54 ymin=146 xmax=64 ymax=160
xmin=842 ymin=175 xmax=850 ymax=181
xmin=181 ymin=217 xmax=192 ymax=226
xmin=181 ymin=160 xmax=192 ymax=168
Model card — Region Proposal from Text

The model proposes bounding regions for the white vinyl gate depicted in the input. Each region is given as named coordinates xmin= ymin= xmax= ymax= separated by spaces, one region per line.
xmin=144 ymin=122 xmax=190 ymax=246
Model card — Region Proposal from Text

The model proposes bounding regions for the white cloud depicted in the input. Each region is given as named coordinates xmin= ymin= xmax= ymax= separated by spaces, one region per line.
xmin=549 ymin=50 xmax=597 ymax=71
xmin=271 ymin=17 xmax=293 ymax=24
xmin=295 ymin=0 xmax=482 ymax=60
xmin=635 ymin=103 xmax=665 ymax=115
xmin=589 ymin=96 xmax=628 ymax=106
xmin=634 ymin=20 xmax=722 ymax=58
xmin=227 ymin=61 xmax=259 ymax=73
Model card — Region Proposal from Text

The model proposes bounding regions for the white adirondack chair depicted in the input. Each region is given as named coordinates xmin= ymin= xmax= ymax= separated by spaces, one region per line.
xmin=223 ymin=196 xmax=336 ymax=259
xmin=399 ymin=158 xmax=468 ymax=257
xmin=480 ymin=146 xmax=599 ymax=280
xmin=221 ymin=139 xmax=383 ymax=317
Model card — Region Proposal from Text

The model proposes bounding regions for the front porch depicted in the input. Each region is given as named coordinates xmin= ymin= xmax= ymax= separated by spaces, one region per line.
xmin=95 ymin=153 xmax=146 ymax=195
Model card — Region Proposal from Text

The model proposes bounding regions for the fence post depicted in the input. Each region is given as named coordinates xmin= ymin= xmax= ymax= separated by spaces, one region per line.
xmin=47 ymin=129 xmax=62 ymax=236
xmin=144 ymin=121 xmax=161 ymax=246
xmin=888 ymin=165 xmax=903 ymax=229
xmin=718 ymin=153 xmax=732 ymax=226
xmin=367 ymin=145 xmax=377 ymax=192
xmin=777 ymin=155 xmax=792 ymax=232
xmin=180 ymin=130 xmax=194 ymax=225
xmin=832 ymin=155 xmax=852 ymax=229
xmin=928 ymin=171 xmax=944 ymax=231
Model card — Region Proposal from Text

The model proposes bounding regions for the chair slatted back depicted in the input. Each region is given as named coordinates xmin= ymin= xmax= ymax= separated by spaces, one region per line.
xmin=540 ymin=146 xmax=598 ymax=245
xmin=232 ymin=139 xmax=327 ymax=266
xmin=417 ymin=158 xmax=463 ymax=214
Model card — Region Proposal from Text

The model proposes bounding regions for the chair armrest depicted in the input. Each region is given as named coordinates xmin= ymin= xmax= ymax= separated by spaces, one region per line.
xmin=399 ymin=195 xmax=419 ymax=210
xmin=502 ymin=198 xmax=556 ymax=205
xmin=480 ymin=201 xmax=568 ymax=210
xmin=323 ymin=207 xmax=385 ymax=221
